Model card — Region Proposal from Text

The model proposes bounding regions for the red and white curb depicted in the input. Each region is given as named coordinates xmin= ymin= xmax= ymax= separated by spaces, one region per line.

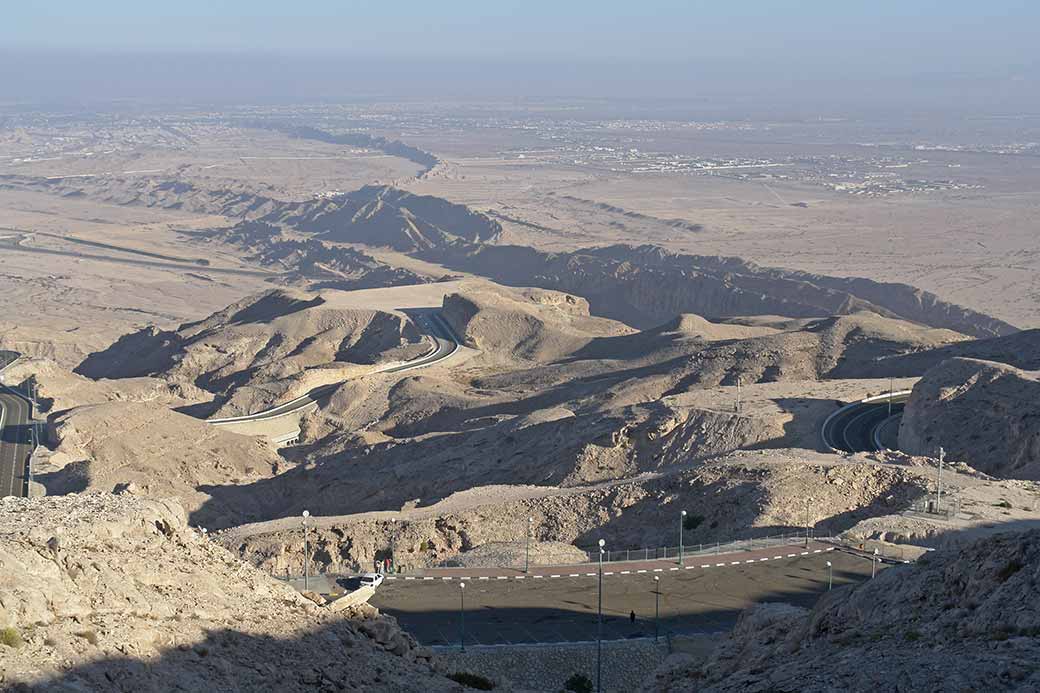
xmin=381 ymin=547 xmax=835 ymax=582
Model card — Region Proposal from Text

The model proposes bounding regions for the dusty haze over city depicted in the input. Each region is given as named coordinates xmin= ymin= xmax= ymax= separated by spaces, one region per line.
xmin=2 ymin=2 xmax=1040 ymax=691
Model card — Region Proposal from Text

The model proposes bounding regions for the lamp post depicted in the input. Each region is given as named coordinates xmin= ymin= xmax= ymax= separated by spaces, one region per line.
xmin=525 ymin=516 xmax=533 ymax=573
xmin=826 ymin=561 xmax=833 ymax=591
xmin=679 ymin=510 xmax=688 ymax=565
xmin=459 ymin=582 xmax=466 ymax=651
xmin=804 ymin=497 xmax=812 ymax=548
xmin=302 ymin=510 xmax=310 ymax=592
xmin=653 ymin=575 xmax=660 ymax=642
xmin=597 ymin=538 xmax=605 ymax=693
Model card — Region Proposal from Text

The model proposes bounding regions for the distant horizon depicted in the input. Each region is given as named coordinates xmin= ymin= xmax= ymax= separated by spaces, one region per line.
xmin=4 ymin=1 xmax=1040 ymax=111
xmin=2 ymin=49 xmax=1038 ymax=116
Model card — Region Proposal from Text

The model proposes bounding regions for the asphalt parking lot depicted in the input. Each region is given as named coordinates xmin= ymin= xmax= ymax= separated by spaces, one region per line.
xmin=370 ymin=551 xmax=880 ymax=646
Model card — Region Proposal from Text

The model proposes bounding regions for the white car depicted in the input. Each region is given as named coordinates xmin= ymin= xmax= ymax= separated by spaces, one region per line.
xmin=360 ymin=572 xmax=385 ymax=588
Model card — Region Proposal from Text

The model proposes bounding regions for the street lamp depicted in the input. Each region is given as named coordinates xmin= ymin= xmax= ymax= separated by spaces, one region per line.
xmin=653 ymin=575 xmax=660 ymax=642
xmin=804 ymin=498 xmax=812 ymax=548
xmin=459 ymin=582 xmax=466 ymax=651
xmin=525 ymin=516 xmax=533 ymax=573
xmin=679 ymin=510 xmax=687 ymax=565
xmin=826 ymin=561 xmax=833 ymax=591
xmin=302 ymin=510 xmax=310 ymax=591
xmin=597 ymin=538 xmax=605 ymax=693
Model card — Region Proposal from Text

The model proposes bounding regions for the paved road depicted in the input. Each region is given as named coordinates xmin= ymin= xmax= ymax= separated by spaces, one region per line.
xmin=368 ymin=550 xmax=878 ymax=646
xmin=0 ymin=234 xmax=277 ymax=278
xmin=208 ymin=309 xmax=460 ymax=427
xmin=0 ymin=388 xmax=32 ymax=498
xmin=821 ymin=392 xmax=910 ymax=453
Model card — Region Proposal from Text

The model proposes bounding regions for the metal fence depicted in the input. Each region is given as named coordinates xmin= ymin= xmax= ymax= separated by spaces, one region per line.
xmin=906 ymin=494 xmax=961 ymax=521
xmin=571 ymin=532 xmax=817 ymax=565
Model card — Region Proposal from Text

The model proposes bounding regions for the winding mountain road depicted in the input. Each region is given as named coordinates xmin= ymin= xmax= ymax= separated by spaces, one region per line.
xmin=208 ymin=309 xmax=460 ymax=440
xmin=821 ymin=391 xmax=911 ymax=453
xmin=0 ymin=387 xmax=32 ymax=498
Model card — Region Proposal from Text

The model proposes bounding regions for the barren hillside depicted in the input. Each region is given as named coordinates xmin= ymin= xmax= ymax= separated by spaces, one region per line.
xmin=219 ymin=449 xmax=935 ymax=575
xmin=900 ymin=357 xmax=1040 ymax=480
xmin=41 ymin=402 xmax=291 ymax=527
xmin=75 ymin=288 xmax=428 ymax=416
xmin=648 ymin=529 xmax=1040 ymax=692
xmin=442 ymin=282 xmax=634 ymax=362
xmin=0 ymin=493 xmax=453 ymax=692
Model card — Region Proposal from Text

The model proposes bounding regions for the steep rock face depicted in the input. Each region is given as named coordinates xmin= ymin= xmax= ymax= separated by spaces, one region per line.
xmin=422 ymin=243 xmax=1016 ymax=338
xmin=0 ymin=493 xmax=453 ymax=692
xmin=203 ymin=221 xmax=431 ymax=288
xmin=646 ymin=530 xmax=1040 ymax=692
xmin=441 ymin=283 xmax=633 ymax=362
xmin=899 ymin=357 xmax=1040 ymax=479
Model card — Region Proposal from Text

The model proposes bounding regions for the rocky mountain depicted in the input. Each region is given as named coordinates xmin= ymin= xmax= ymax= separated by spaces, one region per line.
xmin=441 ymin=282 xmax=634 ymax=362
xmin=201 ymin=221 xmax=431 ymax=289
xmin=647 ymin=529 xmax=1040 ymax=692
xmin=899 ymin=357 xmax=1040 ymax=480
xmin=267 ymin=185 xmax=502 ymax=252
xmin=422 ymin=243 xmax=1017 ymax=339
xmin=0 ymin=493 xmax=454 ymax=692
xmin=75 ymin=288 xmax=428 ymax=416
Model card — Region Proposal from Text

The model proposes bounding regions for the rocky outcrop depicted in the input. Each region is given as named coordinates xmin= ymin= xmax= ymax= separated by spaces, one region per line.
xmin=441 ymin=283 xmax=633 ymax=362
xmin=202 ymin=220 xmax=431 ymax=288
xmin=218 ymin=451 xmax=930 ymax=575
xmin=646 ymin=529 xmax=1040 ymax=691
xmin=75 ymin=288 xmax=427 ymax=415
xmin=422 ymin=243 xmax=1017 ymax=339
xmin=899 ymin=357 xmax=1040 ymax=479
xmin=0 ymin=493 xmax=453 ymax=692
xmin=270 ymin=185 xmax=501 ymax=251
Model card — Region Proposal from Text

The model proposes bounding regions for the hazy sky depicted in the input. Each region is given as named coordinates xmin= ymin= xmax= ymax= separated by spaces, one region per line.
xmin=3 ymin=1 xmax=1039 ymax=107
